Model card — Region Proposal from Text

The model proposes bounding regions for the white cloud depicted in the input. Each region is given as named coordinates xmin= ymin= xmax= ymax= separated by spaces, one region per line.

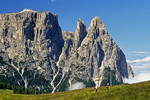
xmin=67 ymin=82 xmax=86 ymax=91
xmin=131 ymin=51 xmax=150 ymax=57
xmin=124 ymin=72 xmax=150 ymax=84
xmin=124 ymin=56 xmax=150 ymax=84
xmin=127 ymin=56 xmax=150 ymax=63
xmin=133 ymin=51 xmax=150 ymax=54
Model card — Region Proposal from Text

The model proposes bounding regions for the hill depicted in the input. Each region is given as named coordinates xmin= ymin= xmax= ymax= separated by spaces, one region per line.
xmin=0 ymin=81 xmax=150 ymax=100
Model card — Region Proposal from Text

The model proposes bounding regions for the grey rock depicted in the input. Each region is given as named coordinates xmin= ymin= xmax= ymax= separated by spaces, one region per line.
xmin=0 ymin=10 xmax=134 ymax=92
xmin=74 ymin=19 xmax=87 ymax=48
xmin=0 ymin=10 xmax=63 ymax=92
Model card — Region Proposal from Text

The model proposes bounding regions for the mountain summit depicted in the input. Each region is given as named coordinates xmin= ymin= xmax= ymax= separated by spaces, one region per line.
xmin=21 ymin=8 xmax=36 ymax=12
xmin=0 ymin=10 xmax=134 ymax=93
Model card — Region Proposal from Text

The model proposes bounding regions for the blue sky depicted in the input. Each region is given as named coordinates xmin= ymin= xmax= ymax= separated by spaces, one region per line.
xmin=0 ymin=0 xmax=150 ymax=61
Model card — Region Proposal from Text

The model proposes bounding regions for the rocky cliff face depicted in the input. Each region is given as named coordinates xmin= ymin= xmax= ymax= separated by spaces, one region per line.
xmin=0 ymin=10 xmax=134 ymax=92
xmin=58 ymin=17 xmax=134 ymax=92
xmin=0 ymin=10 xmax=63 ymax=92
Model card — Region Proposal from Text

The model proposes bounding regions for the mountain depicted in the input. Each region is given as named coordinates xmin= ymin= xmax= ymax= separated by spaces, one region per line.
xmin=0 ymin=9 xmax=134 ymax=92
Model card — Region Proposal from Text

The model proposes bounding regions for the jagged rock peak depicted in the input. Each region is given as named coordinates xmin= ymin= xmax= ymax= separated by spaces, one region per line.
xmin=90 ymin=16 xmax=103 ymax=26
xmin=21 ymin=8 xmax=37 ymax=12
xmin=77 ymin=19 xmax=86 ymax=30
xmin=76 ymin=19 xmax=86 ymax=36
xmin=88 ymin=16 xmax=107 ymax=36
xmin=74 ymin=19 xmax=87 ymax=48
xmin=19 ymin=9 xmax=57 ymax=17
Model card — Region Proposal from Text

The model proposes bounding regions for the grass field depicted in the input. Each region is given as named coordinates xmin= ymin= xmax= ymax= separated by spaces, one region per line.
xmin=0 ymin=89 xmax=13 ymax=94
xmin=0 ymin=81 xmax=150 ymax=100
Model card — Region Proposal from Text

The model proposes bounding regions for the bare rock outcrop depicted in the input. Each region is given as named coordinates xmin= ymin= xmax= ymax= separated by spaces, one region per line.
xmin=0 ymin=10 xmax=134 ymax=92
xmin=56 ymin=17 xmax=134 ymax=92
xmin=0 ymin=10 xmax=63 ymax=92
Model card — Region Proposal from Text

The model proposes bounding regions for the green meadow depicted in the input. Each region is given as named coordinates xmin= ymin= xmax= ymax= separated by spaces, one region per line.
xmin=0 ymin=89 xmax=13 ymax=94
xmin=0 ymin=81 xmax=150 ymax=100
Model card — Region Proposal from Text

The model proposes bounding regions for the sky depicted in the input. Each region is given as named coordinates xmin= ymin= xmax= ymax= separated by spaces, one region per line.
xmin=0 ymin=0 xmax=150 ymax=83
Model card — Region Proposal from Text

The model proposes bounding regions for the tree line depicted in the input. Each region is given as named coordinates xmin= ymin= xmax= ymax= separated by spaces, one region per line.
xmin=0 ymin=81 xmax=41 ymax=94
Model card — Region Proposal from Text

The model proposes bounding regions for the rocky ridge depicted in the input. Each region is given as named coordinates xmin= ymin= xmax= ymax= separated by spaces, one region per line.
xmin=0 ymin=9 xmax=134 ymax=92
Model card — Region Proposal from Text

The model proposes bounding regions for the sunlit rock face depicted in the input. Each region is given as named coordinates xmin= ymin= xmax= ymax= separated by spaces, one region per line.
xmin=0 ymin=10 xmax=63 ymax=92
xmin=0 ymin=10 xmax=133 ymax=93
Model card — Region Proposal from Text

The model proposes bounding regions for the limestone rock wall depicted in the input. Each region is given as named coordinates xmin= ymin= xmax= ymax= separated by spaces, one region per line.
xmin=0 ymin=10 xmax=63 ymax=92
xmin=0 ymin=10 xmax=133 ymax=92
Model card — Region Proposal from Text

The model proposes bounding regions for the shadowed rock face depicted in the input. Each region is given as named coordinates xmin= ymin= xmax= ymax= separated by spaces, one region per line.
xmin=74 ymin=19 xmax=87 ymax=48
xmin=0 ymin=10 xmax=134 ymax=92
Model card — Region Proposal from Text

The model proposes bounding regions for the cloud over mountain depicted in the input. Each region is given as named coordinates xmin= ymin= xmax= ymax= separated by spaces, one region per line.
xmin=127 ymin=56 xmax=150 ymax=63
xmin=124 ymin=56 xmax=150 ymax=83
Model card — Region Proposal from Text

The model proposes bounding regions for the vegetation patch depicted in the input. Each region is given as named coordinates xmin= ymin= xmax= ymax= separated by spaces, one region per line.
xmin=0 ymin=89 xmax=13 ymax=94
xmin=12 ymin=56 xmax=18 ymax=66
xmin=82 ymin=43 xmax=89 ymax=47
xmin=56 ymin=71 xmax=71 ymax=92
xmin=39 ymin=58 xmax=47 ymax=67
xmin=54 ymin=73 xmax=62 ymax=87
xmin=19 ymin=60 xmax=26 ymax=66
xmin=0 ymin=81 xmax=35 ymax=94
xmin=0 ymin=56 xmax=7 ymax=65
xmin=63 ymin=36 xmax=68 ymax=40
xmin=0 ymin=51 xmax=5 ymax=54
xmin=75 ymin=78 xmax=95 ymax=88
xmin=101 ymin=67 xmax=122 ymax=86
xmin=0 ymin=81 xmax=150 ymax=99
xmin=0 ymin=56 xmax=23 ymax=86
xmin=81 ymin=57 xmax=86 ymax=62
xmin=75 ymin=65 xmax=86 ymax=71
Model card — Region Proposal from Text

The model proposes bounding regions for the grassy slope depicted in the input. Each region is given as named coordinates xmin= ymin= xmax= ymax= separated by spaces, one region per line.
xmin=0 ymin=81 xmax=150 ymax=100
xmin=0 ymin=89 xmax=13 ymax=94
